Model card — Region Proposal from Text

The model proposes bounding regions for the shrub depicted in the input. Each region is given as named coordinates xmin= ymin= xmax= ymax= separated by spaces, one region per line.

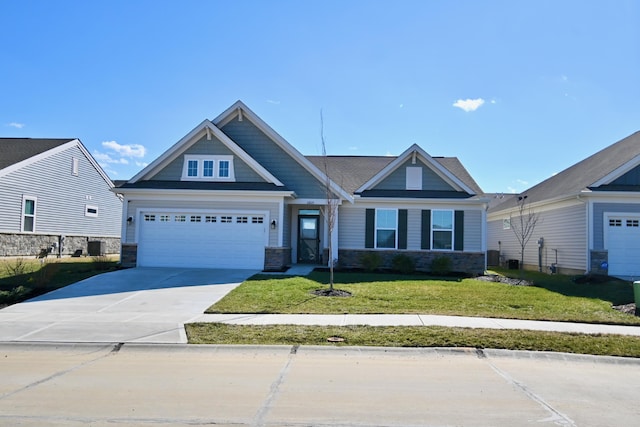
xmin=431 ymin=256 xmax=452 ymax=275
xmin=360 ymin=252 xmax=382 ymax=272
xmin=392 ymin=254 xmax=415 ymax=274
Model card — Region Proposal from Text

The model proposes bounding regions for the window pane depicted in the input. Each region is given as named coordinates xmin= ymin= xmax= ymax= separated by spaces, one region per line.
xmin=219 ymin=160 xmax=229 ymax=177
xmin=24 ymin=199 xmax=35 ymax=215
xmin=432 ymin=210 xmax=452 ymax=230
xmin=203 ymin=160 xmax=214 ymax=177
xmin=376 ymin=230 xmax=396 ymax=248
xmin=23 ymin=216 xmax=34 ymax=232
xmin=376 ymin=209 xmax=397 ymax=229
xmin=187 ymin=160 xmax=198 ymax=176
xmin=433 ymin=231 xmax=452 ymax=250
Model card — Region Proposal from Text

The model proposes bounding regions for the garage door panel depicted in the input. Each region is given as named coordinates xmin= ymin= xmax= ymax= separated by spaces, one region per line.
xmin=138 ymin=212 xmax=266 ymax=269
xmin=606 ymin=216 xmax=640 ymax=277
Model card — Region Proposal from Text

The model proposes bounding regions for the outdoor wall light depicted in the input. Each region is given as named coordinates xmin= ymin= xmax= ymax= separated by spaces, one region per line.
xmin=127 ymin=216 xmax=134 ymax=224
xmin=270 ymin=219 xmax=277 ymax=229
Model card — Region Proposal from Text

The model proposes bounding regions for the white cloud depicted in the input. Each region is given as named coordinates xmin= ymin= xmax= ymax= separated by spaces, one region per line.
xmin=516 ymin=179 xmax=528 ymax=186
xmin=266 ymin=99 xmax=281 ymax=105
xmin=7 ymin=122 xmax=25 ymax=129
xmin=101 ymin=140 xmax=146 ymax=158
xmin=452 ymin=98 xmax=485 ymax=112
xmin=136 ymin=161 xmax=149 ymax=168
xmin=93 ymin=152 xmax=129 ymax=165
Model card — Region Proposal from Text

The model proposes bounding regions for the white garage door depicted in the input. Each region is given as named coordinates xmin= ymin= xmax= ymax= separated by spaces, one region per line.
xmin=137 ymin=212 xmax=267 ymax=269
xmin=606 ymin=215 xmax=640 ymax=277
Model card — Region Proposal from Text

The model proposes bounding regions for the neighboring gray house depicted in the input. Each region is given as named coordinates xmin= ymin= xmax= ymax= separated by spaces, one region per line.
xmin=116 ymin=101 xmax=488 ymax=273
xmin=0 ymin=138 xmax=122 ymax=257
xmin=488 ymin=131 xmax=640 ymax=278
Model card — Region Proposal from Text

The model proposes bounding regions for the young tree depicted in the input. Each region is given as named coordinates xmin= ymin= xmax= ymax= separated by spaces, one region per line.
xmin=320 ymin=111 xmax=339 ymax=292
xmin=510 ymin=195 xmax=538 ymax=277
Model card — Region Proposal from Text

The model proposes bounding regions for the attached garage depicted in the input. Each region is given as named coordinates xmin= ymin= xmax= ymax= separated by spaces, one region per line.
xmin=605 ymin=214 xmax=640 ymax=277
xmin=137 ymin=211 xmax=267 ymax=269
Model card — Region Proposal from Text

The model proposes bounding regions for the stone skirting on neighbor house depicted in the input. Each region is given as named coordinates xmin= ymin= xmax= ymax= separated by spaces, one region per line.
xmin=338 ymin=249 xmax=485 ymax=275
xmin=0 ymin=233 xmax=120 ymax=258
xmin=590 ymin=250 xmax=609 ymax=275
xmin=264 ymin=247 xmax=291 ymax=271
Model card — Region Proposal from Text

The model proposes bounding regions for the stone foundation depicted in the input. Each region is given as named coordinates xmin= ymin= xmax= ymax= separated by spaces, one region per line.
xmin=264 ymin=247 xmax=291 ymax=271
xmin=120 ymin=243 xmax=138 ymax=268
xmin=0 ymin=233 xmax=120 ymax=258
xmin=338 ymin=249 xmax=485 ymax=275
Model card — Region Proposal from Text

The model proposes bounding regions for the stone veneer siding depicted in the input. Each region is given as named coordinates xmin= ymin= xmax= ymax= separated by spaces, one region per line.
xmin=120 ymin=243 xmax=138 ymax=268
xmin=338 ymin=249 xmax=485 ymax=275
xmin=0 ymin=233 xmax=120 ymax=258
xmin=590 ymin=250 xmax=609 ymax=275
xmin=264 ymin=247 xmax=291 ymax=271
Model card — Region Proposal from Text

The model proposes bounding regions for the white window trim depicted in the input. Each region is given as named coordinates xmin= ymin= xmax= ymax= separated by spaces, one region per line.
xmin=375 ymin=208 xmax=398 ymax=249
xmin=21 ymin=195 xmax=37 ymax=233
xmin=431 ymin=209 xmax=454 ymax=251
xmin=72 ymin=157 xmax=79 ymax=176
xmin=181 ymin=155 xmax=235 ymax=181
xmin=406 ymin=167 xmax=422 ymax=190
xmin=85 ymin=204 xmax=99 ymax=217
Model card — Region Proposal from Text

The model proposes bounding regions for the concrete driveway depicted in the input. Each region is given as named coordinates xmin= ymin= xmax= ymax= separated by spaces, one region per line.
xmin=0 ymin=268 xmax=255 ymax=344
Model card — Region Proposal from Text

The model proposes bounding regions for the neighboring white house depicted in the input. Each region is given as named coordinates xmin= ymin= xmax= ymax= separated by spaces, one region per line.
xmin=488 ymin=131 xmax=640 ymax=278
xmin=116 ymin=101 xmax=489 ymax=273
xmin=0 ymin=138 xmax=122 ymax=257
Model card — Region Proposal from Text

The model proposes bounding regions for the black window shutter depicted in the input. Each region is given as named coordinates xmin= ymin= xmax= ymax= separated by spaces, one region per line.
xmin=398 ymin=209 xmax=408 ymax=249
xmin=421 ymin=210 xmax=431 ymax=250
xmin=365 ymin=209 xmax=375 ymax=248
xmin=454 ymin=210 xmax=464 ymax=251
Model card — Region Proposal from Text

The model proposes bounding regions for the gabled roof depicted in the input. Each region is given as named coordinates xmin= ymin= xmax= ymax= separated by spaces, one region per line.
xmin=306 ymin=151 xmax=483 ymax=196
xmin=0 ymin=138 xmax=74 ymax=170
xmin=128 ymin=119 xmax=283 ymax=186
xmin=0 ymin=137 xmax=114 ymax=187
xmin=351 ymin=144 xmax=478 ymax=195
xmin=213 ymin=101 xmax=354 ymax=202
xmin=490 ymin=130 xmax=640 ymax=212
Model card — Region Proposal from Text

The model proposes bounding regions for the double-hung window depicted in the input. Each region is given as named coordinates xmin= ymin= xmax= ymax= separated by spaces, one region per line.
xmin=375 ymin=209 xmax=397 ymax=248
xmin=432 ymin=210 xmax=453 ymax=250
xmin=187 ymin=160 xmax=198 ymax=177
xmin=218 ymin=160 xmax=230 ymax=178
xmin=22 ymin=196 xmax=36 ymax=232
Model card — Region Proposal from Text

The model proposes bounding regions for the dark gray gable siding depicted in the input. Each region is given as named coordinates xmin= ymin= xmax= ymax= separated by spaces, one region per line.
xmin=0 ymin=144 xmax=121 ymax=236
xmin=151 ymin=135 xmax=266 ymax=182
xmin=220 ymin=119 xmax=327 ymax=199
xmin=595 ymin=164 xmax=640 ymax=190
xmin=372 ymin=158 xmax=456 ymax=192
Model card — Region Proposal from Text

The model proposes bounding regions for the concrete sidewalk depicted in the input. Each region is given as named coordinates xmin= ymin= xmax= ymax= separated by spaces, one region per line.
xmin=191 ymin=313 xmax=640 ymax=336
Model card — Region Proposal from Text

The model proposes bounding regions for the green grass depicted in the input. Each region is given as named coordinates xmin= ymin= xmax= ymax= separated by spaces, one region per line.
xmin=207 ymin=269 xmax=640 ymax=325
xmin=0 ymin=256 xmax=119 ymax=306
xmin=186 ymin=323 xmax=640 ymax=358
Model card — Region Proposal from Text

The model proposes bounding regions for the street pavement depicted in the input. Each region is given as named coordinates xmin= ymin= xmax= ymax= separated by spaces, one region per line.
xmin=0 ymin=343 xmax=638 ymax=427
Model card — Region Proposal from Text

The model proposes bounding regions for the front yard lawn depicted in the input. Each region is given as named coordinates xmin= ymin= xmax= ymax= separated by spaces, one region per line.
xmin=207 ymin=269 xmax=640 ymax=326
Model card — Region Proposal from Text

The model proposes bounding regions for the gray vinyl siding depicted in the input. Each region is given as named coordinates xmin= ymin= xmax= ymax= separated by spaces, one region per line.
xmin=220 ymin=119 xmax=327 ymax=198
xmin=592 ymin=202 xmax=640 ymax=249
xmin=339 ymin=204 xmax=482 ymax=251
xmin=151 ymin=135 xmax=266 ymax=182
xmin=488 ymin=203 xmax=586 ymax=272
xmin=464 ymin=210 xmax=483 ymax=252
xmin=0 ymin=145 xmax=121 ymax=236
xmin=373 ymin=159 xmax=455 ymax=191
xmin=125 ymin=199 xmax=280 ymax=247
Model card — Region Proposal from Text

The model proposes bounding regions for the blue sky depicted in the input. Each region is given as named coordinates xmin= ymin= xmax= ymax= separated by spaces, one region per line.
xmin=2 ymin=1 xmax=639 ymax=193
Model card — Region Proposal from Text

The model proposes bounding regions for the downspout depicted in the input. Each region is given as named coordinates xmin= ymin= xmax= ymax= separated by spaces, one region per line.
xmin=577 ymin=194 xmax=589 ymax=274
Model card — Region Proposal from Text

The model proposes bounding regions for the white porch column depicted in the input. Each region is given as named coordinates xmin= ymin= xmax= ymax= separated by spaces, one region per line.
xmin=330 ymin=207 xmax=339 ymax=265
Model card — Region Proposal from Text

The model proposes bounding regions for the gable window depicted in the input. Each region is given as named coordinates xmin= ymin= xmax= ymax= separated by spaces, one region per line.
xmin=432 ymin=210 xmax=453 ymax=250
xmin=182 ymin=155 xmax=234 ymax=181
xmin=72 ymin=157 xmax=79 ymax=176
xmin=85 ymin=205 xmax=99 ymax=217
xmin=375 ymin=209 xmax=397 ymax=248
xmin=203 ymin=160 xmax=214 ymax=177
xmin=187 ymin=160 xmax=198 ymax=177
xmin=22 ymin=196 xmax=36 ymax=232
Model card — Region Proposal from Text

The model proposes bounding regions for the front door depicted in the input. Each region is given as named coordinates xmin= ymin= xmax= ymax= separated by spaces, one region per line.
xmin=298 ymin=215 xmax=320 ymax=263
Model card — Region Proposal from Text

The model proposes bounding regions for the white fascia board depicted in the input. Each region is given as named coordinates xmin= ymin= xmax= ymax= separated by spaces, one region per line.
xmin=115 ymin=188 xmax=295 ymax=200
xmin=590 ymin=154 xmax=640 ymax=187
xmin=353 ymin=195 xmax=487 ymax=209
xmin=355 ymin=144 xmax=475 ymax=194
xmin=0 ymin=139 xmax=77 ymax=179
xmin=213 ymin=101 xmax=354 ymax=203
